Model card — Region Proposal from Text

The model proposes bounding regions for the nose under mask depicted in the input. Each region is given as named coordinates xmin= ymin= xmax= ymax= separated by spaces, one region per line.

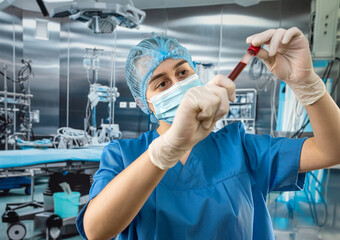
xmin=147 ymin=74 xmax=203 ymax=124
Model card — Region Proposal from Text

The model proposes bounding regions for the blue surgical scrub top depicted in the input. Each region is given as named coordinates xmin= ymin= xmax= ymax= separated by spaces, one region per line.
xmin=76 ymin=122 xmax=306 ymax=240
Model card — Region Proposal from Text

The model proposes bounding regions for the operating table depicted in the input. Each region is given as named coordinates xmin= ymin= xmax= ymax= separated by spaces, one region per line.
xmin=0 ymin=147 xmax=103 ymax=240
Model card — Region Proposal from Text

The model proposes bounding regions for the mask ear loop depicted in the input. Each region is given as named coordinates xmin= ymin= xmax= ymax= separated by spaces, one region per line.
xmin=146 ymin=99 xmax=156 ymax=117
xmin=149 ymin=112 xmax=159 ymax=124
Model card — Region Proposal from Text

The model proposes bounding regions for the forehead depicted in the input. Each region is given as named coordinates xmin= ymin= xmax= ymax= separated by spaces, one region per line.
xmin=151 ymin=58 xmax=188 ymax=76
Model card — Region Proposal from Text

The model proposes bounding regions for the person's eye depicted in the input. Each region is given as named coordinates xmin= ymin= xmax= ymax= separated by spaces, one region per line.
xmin=156 ymin=81 xmax=168 ymax=89
xmin=178 ymin=69 xmax=188 ymax=77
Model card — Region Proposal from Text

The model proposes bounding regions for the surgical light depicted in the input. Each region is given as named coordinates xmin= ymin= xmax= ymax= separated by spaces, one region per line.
xmin=49 ymin=0 xmax=145 ymax=34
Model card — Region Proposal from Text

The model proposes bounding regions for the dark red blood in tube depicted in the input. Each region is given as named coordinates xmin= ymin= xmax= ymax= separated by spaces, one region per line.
xmin=228 ymin=61 xmax=247 ymax=81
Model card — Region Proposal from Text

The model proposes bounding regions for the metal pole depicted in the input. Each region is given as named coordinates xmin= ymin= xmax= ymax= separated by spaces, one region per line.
xmin=28 ymin=66 xmax=31 ymax=141
xmin=66 ymin=22 xmax=70 ymax=127
xmin=84 ymin=118 xmax=87 ymax=133
xmin=112 ymin=28 xmax=117 ymax=125
xmin=109 ymin=51 xmax=113 ymax=128
xmin=30 ymin=169 xmax=35 ymax=202
xmin=3 ymin=65 xmax=8 ymax=150
xmin=12 ymin=8 xmax=16 ymax=149
xmin=0 ymin=91 xmax=33 ymax=97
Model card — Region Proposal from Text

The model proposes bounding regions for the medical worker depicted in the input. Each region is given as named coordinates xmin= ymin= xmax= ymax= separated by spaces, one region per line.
xmin=76 ymin=27 xmax=340 ymax=240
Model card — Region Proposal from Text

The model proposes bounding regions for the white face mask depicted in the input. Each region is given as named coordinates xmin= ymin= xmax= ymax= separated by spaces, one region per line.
xmin=147 ymin=74 xmax=202 ymax=124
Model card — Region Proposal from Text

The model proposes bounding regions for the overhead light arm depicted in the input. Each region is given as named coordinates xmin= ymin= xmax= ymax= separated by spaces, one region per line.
xmin=36 ymin=0 xmax=49 ymax=16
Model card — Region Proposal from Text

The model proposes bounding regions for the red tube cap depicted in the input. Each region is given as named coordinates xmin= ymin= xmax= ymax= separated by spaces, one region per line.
xmin=247 ymin=45 xmax=261 ymax=55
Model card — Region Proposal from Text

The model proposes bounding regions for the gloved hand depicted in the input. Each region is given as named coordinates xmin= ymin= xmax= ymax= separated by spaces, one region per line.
xmin=148 ymin=74 xmax=236 ymax=170
xmin=246 ymin=27 xmax=326 ymax=106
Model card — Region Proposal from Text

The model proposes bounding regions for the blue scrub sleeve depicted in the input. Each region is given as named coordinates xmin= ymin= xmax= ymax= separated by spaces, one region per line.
xmin=241 ymin=124 xmax=307 ymax=195
xmin=76 ymin=141 xmax=124 ymax=239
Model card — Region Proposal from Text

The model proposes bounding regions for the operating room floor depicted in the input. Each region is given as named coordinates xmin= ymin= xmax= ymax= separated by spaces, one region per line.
xmin=0 ymin=177 xmax=82 ymax=240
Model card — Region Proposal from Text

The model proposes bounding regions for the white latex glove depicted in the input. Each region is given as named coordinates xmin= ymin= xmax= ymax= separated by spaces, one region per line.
xmin=148 ymin=74 xmax=236 ymax=170
xmin=246 ymin=27 xmax=326 ymax=106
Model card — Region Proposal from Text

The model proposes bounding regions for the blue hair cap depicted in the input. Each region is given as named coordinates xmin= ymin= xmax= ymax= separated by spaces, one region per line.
xmin=125 ymin=36 xmax=195 ymax=123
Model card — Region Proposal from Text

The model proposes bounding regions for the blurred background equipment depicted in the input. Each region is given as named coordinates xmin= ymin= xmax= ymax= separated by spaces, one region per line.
xmin=49 ymin=0 xmax=146 ymax=34
xmin=53 ymin=47 xmax=122 ymax=149
xmin=83 ymin=48 xmax=121 ymax=143
xmin=213 ymin=89 xmax=257 ymax=134
xmin=0 ymin=59 xmax=39 ymax=150
xmin=310 ymin=0 xmax=339 ymax=59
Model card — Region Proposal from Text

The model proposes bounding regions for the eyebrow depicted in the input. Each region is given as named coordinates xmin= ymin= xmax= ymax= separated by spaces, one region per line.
xmin=148 ymin=60 xmax=188 ymax=85
xmin=173 ymin=60 xmax=187 ymax=70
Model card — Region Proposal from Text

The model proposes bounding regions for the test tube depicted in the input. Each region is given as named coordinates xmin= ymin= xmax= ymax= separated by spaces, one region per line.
xmin=228 ymin=45 xmax=261 ymax=81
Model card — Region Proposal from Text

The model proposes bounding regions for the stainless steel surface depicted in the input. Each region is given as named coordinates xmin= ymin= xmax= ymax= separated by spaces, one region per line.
xmin=0 ymin=7 xmax=23 ymax=94
xmin=57 ymin=0 xmax=313 ymax=137
xmin=1 ymin=0 xmax=337 ymax=138
xmin=0 ymin=7 xmax=23 ymax=149
xmin=22 ymin=11 xmax=60 ymax=135
xmin=8 ymin=0 xmax=275 ymax=12
xmin=0 ymin=0 xmax=15 ymax=11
